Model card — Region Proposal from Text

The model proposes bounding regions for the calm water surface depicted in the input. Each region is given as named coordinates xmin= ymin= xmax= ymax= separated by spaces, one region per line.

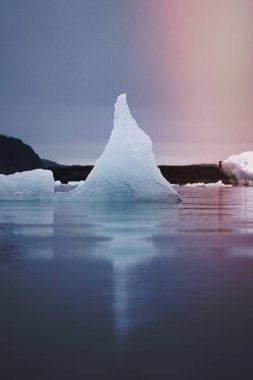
xmin=1 ymin=187 xmax=253 ymax=379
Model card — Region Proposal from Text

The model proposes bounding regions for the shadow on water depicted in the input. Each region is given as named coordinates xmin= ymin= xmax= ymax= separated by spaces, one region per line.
xmin=1 ymin=188 xmax=253 ymax=379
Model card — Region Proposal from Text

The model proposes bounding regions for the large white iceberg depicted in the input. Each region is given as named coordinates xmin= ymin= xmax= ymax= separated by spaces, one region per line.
xmin=57 ymin=94 xmax=180 ymax=202
xmin=0 ymin=169 xmax=54 ymax=200
xmin=221 ymin=152 xmax=253 ymax=186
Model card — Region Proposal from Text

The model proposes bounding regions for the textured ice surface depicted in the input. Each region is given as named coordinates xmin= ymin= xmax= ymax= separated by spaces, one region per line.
xmin=0 ymin=169 xmax=54 ymax=200
xmin=57 ymin=94 xmax=180 ymax=202
xmin=222 ymin=152 xmax=253 ymax=186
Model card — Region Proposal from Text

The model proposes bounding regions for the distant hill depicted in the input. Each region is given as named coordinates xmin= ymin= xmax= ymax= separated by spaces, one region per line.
xmin=50 ymin=165 xmax=93 ymax=183
xmin=41 ymin=158 xmax=65 ymax=168
xmin=50 ymin=163 xmax=231 ymax=184
xmin=0 ymin=135 xmax=43 ymax=174
xmin=159 ymin=164 xmax=231 ymax=185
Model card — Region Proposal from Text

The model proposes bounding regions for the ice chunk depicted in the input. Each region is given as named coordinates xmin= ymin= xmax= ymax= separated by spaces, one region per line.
xmin=221 ymin=152 xmax=253 ymax=186
xmin=0 ymin=169 xmax=54 ymax=200
xmin=54 ymin=180 xmax=85 ymax=193
xmin=57 ymin=94 xmax=180 ymax=202
xmin=176 ymin=181 xmax=232 ymax=188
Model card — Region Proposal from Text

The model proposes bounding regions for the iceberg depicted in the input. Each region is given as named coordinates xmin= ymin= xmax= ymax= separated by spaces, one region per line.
xmin=57 ymin=94 xmax=180 ymax=202
xmin=0 ymin=169 xmax=54 ymax=200
xmin=221 ymin=152 xmax=253 ymax=186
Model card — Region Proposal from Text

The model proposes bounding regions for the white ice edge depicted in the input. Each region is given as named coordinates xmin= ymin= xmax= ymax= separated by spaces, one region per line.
xmin=221 ymin=152 xmax=253 ymax=186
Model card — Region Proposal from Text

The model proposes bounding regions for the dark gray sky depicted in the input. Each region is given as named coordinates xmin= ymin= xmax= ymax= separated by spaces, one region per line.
xmin=1 ymin=0 xmax=252 ymax=164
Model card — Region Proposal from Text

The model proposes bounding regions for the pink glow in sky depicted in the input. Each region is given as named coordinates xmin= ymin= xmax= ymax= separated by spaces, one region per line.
xmin=139 ymin=0 xmax=253 ymax=164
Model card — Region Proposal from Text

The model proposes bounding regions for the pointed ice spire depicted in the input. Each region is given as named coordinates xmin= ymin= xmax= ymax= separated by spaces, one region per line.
xmin=57 ymin=94 xmax=180 ymax=202
xmin=113 ymin=93 xmax=137 ymax=131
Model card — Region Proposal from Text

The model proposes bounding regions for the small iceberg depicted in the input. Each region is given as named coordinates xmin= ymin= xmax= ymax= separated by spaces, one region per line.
xmin=57 ymin=94 xmax=180 ymax=202
xmin=0 ymin=169 xmax=54 ymax=200
xmin=221 ymin=152 xmax=253 ymax=186
xmin=177 ymin=181 xmax=232 ymax=188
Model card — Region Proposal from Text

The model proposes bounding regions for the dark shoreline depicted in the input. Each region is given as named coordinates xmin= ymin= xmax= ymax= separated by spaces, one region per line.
xmin=0 ymin=135 xmax=232 ymax=185
xmin=48 ymin=163 xmax=231 ymax=185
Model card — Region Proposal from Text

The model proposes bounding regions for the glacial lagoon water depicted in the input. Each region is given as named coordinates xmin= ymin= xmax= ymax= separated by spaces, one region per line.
xmin=1 ymin=186 xmax=253 ymax=379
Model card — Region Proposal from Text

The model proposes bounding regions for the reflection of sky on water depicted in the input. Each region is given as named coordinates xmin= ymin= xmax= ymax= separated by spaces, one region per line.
xmin=0 ymin=187 xmax=253 ymax=337
xmin=1 ymin=188 xmax=253 ymax=378
xmin=152 ymin=187 xmax=253 ymax=259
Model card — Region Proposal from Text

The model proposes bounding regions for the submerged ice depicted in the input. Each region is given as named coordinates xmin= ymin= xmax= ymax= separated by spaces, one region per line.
xmin=57 ymin=94 xmax=180 ymax=202
xmin=221 ymin=152 xmax=253 ymax=186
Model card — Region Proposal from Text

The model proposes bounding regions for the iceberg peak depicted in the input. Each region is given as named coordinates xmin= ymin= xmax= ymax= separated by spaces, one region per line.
xmin=116 ymin=93 xmax=127 ymax=104
xmin=114 ymin=93 xmax=137 ymax=131
xmin=57 ymin=94 xmax=180 ymax=202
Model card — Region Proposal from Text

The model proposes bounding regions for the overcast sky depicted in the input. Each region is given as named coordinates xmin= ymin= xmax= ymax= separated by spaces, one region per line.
xmin=1 ymin=0 xmax=253 ymax=165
